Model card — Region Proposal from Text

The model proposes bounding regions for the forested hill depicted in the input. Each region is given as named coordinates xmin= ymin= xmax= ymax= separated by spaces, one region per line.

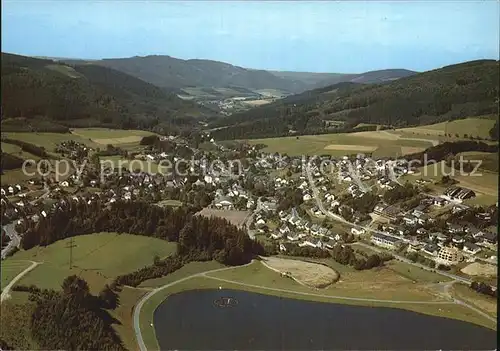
xmin=62 ymin=55 xmax=417 ymax=93
xmin=210 ymin=60 xmax=499 ymax=140
xmin=70 ymin=55 xmax=307 ymax=93
xmin=1 ymin=53 xmax=216 ymax=132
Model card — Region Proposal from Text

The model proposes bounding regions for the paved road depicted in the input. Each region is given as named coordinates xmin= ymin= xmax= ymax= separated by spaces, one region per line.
xmin=1 ymin=223 xmax=21 ymax=260
xmin=204 ymin=274 xmax=453 ymax=305
xmin=305 ymin=164 xmax=475 ymax=286
xmin=245 ymin=197 xmax=263 ymax=239
xmin=133 ymin=260 xmax=457 ymax=351
xmin=1 ymin=260 xmax=41 ymax=302
xmin=133 ymin=262 xmax=255 ymax=351
xmin=1 ymin=183 xmax=50 ymax=259
xmin=445 ymin=281 xmax=497 ymax=324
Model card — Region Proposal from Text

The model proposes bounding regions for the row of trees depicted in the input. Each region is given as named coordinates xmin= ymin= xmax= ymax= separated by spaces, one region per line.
xmin=470 ymin=281 xmax=497 ymax=298
xmin=403 ymin=141 xmax=498 ymax=166
xmin=20 ymin=199 xmax=264 ymax=287
xmin=1 ymin=152 xmax=24 ymax=172
xmin=383 ymin=183 xmax=419 ymax=205
xmin=332 ymin=244 xmax=391 ymax=271
xmin=1 ymin=138 xmax=49 ymax=158
xmin=405 ymin=251 xmax=436 ymax=268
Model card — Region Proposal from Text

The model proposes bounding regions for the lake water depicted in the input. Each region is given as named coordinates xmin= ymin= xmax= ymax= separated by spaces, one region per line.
xmin=153 ymin=289 xmax=497 ymax=350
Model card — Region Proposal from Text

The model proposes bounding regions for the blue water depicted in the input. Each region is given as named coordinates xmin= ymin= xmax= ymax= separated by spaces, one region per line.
xmin=153 ymin=289 xmax=497 ymax=350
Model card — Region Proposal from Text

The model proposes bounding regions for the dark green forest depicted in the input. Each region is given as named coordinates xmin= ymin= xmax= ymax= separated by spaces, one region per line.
xmin=10 ymin=199 xmax=264 ymax=350
xmin=211 ymin=60 xmax=499 ymax=140
xmin=1 ymin=53 xmax=216 ymax=132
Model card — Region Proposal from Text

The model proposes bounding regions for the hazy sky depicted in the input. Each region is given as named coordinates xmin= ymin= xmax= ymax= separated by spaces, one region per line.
xmin=2 ymin=1 xmax=499 ymax=73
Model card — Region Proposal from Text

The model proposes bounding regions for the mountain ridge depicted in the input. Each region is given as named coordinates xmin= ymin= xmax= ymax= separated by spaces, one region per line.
xmin=1 ymin=53 xmax=216 ymax=133
xmin=209 ymin=59 xmax=499 ymax=140
xmin=46 ymin=54 xmax=417 ymax=93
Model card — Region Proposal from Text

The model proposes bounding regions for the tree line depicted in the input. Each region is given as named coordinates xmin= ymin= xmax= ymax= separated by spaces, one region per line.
xmin=20 ymin=199 xmax=264 ymax=287
xmin=403 ymin=141 xmax=498 ymax=166
xmin=210 ymin=60 xmax=498 ymax=140
xmin=14 ymin=275 xmax=125 ymax=351
xmin=1 ymin=138 xmax=49 ymax=158
xmin=470 ymin=281 xmax=497 ymax=298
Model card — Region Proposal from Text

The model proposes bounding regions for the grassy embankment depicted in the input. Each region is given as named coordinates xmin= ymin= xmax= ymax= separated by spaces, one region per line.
xmin=137 ymin=259 xmax=497 ymax=350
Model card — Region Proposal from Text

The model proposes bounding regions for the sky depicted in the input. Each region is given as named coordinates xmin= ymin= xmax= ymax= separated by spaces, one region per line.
xmin=2 ymin=0 xmax=499 ymax=73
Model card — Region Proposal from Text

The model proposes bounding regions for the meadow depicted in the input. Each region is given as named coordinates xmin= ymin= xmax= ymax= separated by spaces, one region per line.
xmin=397 ymin=116 xmax=497 ymax=140
xmin=137 ymin=259 xmax=496 ymax=350
xmin=401 ymin=160 xmax=498 ymax=205
xmin=246 ymin=130 xmax=433 ymax=157
xmin=8 ymin=232 xmax=177 ymax=293
xmin=1 ymin=260 xmax=33 ymax=291
xmin=70 ymin=128 xmax=156 ymax=145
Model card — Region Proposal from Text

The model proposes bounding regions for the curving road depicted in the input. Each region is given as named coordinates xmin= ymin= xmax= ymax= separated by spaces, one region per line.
xmin=1 ymin=260 xmax=41 ymax=302
xmin=441 ymin=281 xmax=497 ymax=324
xmin=305 ymin=164 xmax=475 ymax=286
xmin=203 ymin=274 xmax=452 ymax=305
xmin=133 ymin=262 xmax=255 ymax=351
xmin=1 ymin=182 xmax=50 ymax=260
xmin=1 ymin=223 xmax=21 ymax=260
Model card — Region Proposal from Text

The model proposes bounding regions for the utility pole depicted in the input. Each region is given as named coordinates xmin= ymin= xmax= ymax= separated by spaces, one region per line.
xmin=69 ymin=236 xmax=73 ymax=269
xmin=67 ymin=237 xmax=75 ymax=269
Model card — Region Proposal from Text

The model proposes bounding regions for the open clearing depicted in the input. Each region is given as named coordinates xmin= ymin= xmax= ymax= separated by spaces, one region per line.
xmin=70 ymin=128 xmax=156 ymax=145
xmin=1 ymin=260 xmax=32 ymax=291
xmin=260 ymin=256 xmax=339 ymax=288
xmin=401 ymin=146 xmax=426 ymax=155
xmin=0 ymin=132 xmax=99 ymax=151
xmin=196 ymin=208 xmax=250 ymax=227
xmin=461 ymin=262 xmax=498 ymax=277
xmin=402 ymin=161 xmax=498 ymax=200
xmin=324 ymin=144 xmax=377 ymax=152
xmin=243 ymin=99 xmax=273 ymax=106
xmin=93 ymin=136 xmax=144 ymax=144
xmin=9 ymin=232 xmax=177 ymax=293
xmin=246 ymin=130 xmax=432 ymax=157
xmin=397 ymin=117 xmax=497 ymax=139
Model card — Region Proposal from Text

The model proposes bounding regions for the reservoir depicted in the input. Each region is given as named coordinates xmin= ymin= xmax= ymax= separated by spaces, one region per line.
xmin=153 ymin=289 xmax=496 ymax=350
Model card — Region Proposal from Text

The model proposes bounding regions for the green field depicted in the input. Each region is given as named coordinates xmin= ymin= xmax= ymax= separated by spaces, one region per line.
xmin=137 ymin=260 xmax=496 ymax=350
xmin=1 ymin=142 xmax=22 ymax=154
xmin=398 ymin=116 xmax=497 ymax=140
xmin=401 ymin=161 xmax=498 ymax=204
xmin=1 ymin=128 xmax=156 ymax=153
xmin=1 ymin=131 xmax=99 ymax=151
xmin=1 ymin=260 xmax=33 ymax=291
xmin=246 ymin=131 xmax=432 ymax=157
xmin=8 ymin=232 xmax=177 ymax=293
xmin=70 ymin=128 xmax=156 ymax=140
xmin=46 ymin=64 xmax=84 ymax=78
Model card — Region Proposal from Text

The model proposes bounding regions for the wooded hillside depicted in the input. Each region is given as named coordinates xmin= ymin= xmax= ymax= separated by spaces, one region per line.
xmin=211 ymin=60 xmax=499 ymax=140
xmin=1 ymin=53 xmax=216 ymax=132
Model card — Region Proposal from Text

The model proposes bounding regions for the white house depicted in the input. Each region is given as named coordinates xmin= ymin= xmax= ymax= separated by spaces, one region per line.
xmin=463 ymin=242 xmax=481 ymax=255
xmin=299 ymin=240 xmax=317 ymax=248
xmin=351 ymin=228 xmax=365 ymax=236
